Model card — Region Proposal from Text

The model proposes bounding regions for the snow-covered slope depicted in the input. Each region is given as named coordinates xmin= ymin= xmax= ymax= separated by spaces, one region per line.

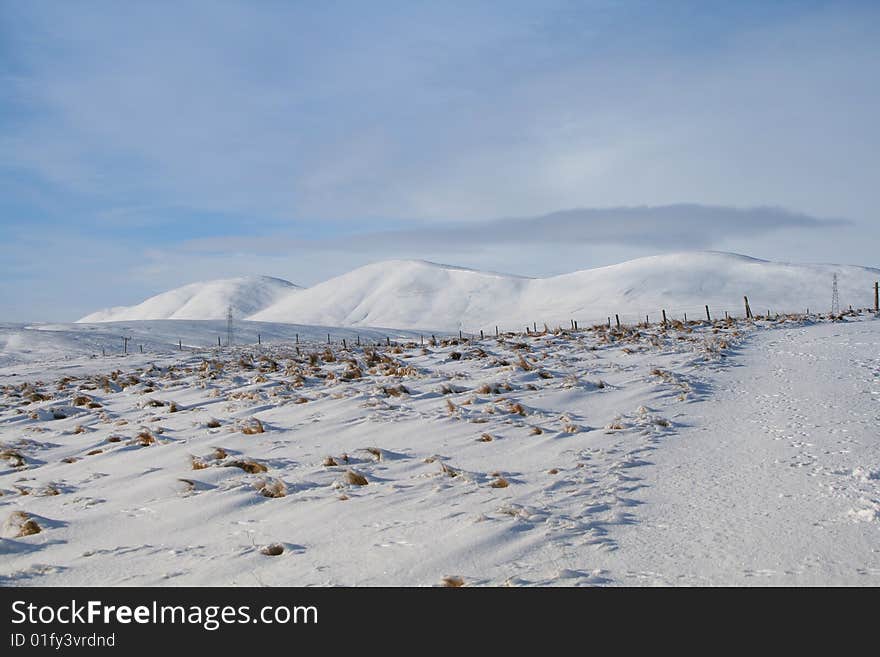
xmin=77 ymin=276 xmax=298 ymax=323
xmin=251 ymin=259 xmax=530 ymax=330
xmin=250 ymin=253 xmax=880 ymax=330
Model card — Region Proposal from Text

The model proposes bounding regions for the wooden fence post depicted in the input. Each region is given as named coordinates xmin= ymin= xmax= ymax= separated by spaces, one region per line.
xmin=743 ymin=295 xmax=752 ymax=319
xmin=615 ymin=314 xmax=620 ymax=329
xmin=480 ymin=329 xmax=484 ymax=339
xmin=705 ymin=305 xmax=711 ymax=322
xmin=661 ymin=310 xmax=667 ymax=327
xmin=875 ymin=281 xmax=879 ymax=312
xmin=495 ymin=326 xmax=499 ymax=337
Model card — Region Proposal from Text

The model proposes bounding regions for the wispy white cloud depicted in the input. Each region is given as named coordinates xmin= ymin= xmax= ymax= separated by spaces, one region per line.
xmin=2 ymin=1 xmax=879 ymax=321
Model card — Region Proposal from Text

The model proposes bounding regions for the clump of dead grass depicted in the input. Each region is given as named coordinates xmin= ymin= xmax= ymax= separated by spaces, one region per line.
xmin=134 ymin=431 xmax=156 ymax=446
xmin=225 ymin=459 xmax=268 ymax=474
xmin=344 ymin=469 xmax=368 ymax=486
xmin=441 ymin=576 xmax=465 ymax=587
xmin=240 ymin=418 xmax=265 ymax=435
xmin=256 ymin=477 xmax=287 ymax=498
xmin=3 ymin=511 xmax=41 ymax=537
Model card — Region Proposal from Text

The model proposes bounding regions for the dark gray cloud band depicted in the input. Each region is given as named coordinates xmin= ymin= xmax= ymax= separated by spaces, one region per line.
xmin=181 ymin=204 xmax=849 ymax=255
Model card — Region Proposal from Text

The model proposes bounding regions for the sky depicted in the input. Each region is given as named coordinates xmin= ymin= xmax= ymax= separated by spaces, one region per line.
xmin=1 ymin=0 xmax=878 ymax=321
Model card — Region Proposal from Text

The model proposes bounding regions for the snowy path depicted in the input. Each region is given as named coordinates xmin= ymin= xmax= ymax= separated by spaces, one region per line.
xmin=610 ymin=320 xmax=880 ymax=585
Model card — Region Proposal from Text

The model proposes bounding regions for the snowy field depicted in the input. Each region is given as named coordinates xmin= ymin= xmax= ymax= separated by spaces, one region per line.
xmin=1 ymin=313 xmax=878 ymax=586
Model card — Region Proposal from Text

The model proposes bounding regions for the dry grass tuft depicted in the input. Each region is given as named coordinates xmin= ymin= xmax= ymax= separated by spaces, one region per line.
xmin=344 ymin=469 xmax=369 ymax=486
xmin=135 ymin=431 xmax=156 ymax=446
xmin=293 ymin=397 xmax=309 ymax=404
xmin=365 ymin=447 xmax=382 ymax=461
xmin=168 ymin=402 xmax=179 ymax=413
xmin=322 ymin=456 xmax=338 ymax=467
xmin=382 ymin=385 xmax=409 ymax=397
xmin=0 ymin=449 xmax=26 ymax=468
xmin=477 ymin=433 xmax=493 ymax=442
xmin=206 ymin=418 xmax=222 ymax=429
xmin=261 ymin=543 xmax=284 ymax=556
xmin=240 ymin=418 xmax=265 ymax=435
xmin=530 ymin=426 xmax=543 ymax=435
xmin=508 ymin=402 xmax=526 ymax=416
xmin=537 ymin=370 xmax=553 ymax=379
xmin=517 ymin=355 xmax=533 ymax=371
xmin=445 ymin=399 xmax=457 ymax=415
xmin=225 ymin=459 xmax=268 ymax=474
xmin=439 ymin=462 xmax=460 ymax=478
xmin=547 ymin=468 xmax=559 ymax=475
xmin=212 ymin=447 xmax=228 ymax=460
xmin=490 ymin=476 xmax=510 ymax=488
xmin=5 ymin=511 xmax=41 ymax=537
xmin=441 ymin=576 xmax=465 ymax=587
xmin=256 ymin=477 xmax=287 ymax=498
xmin=191 ymin=456 xmax=210 ymax=470
xmin=86 ymin=449 xmax=103 ymax=456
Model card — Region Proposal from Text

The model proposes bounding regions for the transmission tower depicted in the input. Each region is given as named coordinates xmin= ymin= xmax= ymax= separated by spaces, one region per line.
xmin=226 ymin=306 xmax=234 ymax=347
xmin=831 ymin=273 xmax=840 ymax=316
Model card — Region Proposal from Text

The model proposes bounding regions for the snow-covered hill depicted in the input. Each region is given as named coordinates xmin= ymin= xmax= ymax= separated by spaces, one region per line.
xmin=76 ymin=253 xmax=880 ymax=331
xmin=250 ymin=253 xmax=880 ymax=330
xmin=77 ymin=276 xmax=298 ymax=323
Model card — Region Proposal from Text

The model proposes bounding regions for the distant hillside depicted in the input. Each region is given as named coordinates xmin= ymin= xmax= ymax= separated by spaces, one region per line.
xmin=249 ymin=253 xmax=880 ymax=330
xmin=77 ymin=276 xmax=298 ymax=322
xmin=77 ymin=253 xmax=880 ymax=331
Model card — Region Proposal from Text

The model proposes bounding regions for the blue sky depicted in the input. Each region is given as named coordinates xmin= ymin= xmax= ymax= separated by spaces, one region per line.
xmin=1 ymin=0 xmax=878 ymax=321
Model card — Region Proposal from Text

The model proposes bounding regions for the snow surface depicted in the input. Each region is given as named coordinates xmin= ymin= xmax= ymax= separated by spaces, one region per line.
xmin=77 ymin=276 xmax=297 ymax=323
xmin=2 ymin=312 xmax=878 ymax=586
xmin=252 ymin=253 xmax=879 ymax=330
xmin=77 ymin=252 xmax=880 ymax=332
